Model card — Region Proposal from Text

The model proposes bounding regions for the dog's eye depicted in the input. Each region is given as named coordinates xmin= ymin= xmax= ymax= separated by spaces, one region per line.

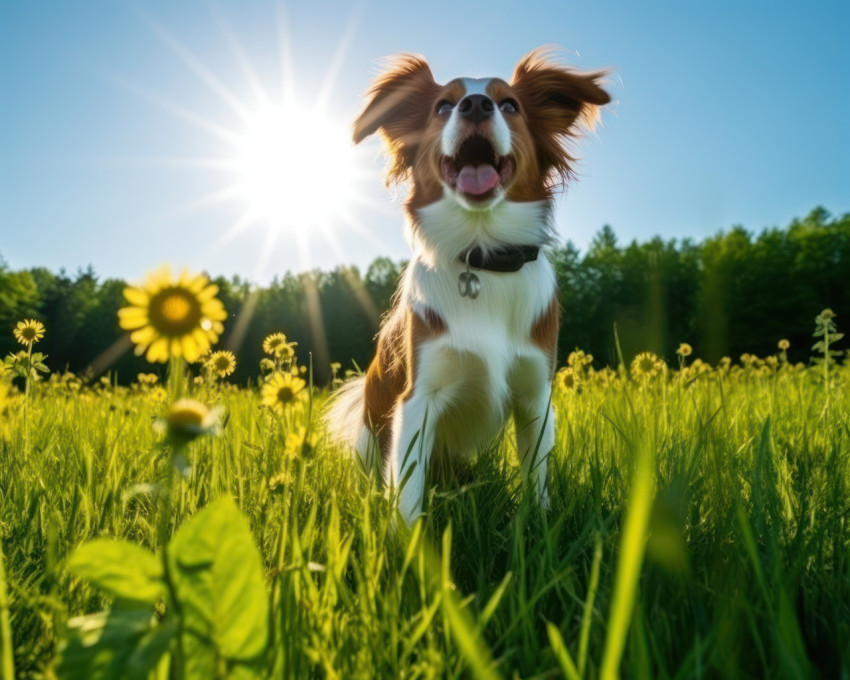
xmin=499 ymin=98 xmax=519 ymax=114
xmin=436 ymin=100 xmax=455 ymax=116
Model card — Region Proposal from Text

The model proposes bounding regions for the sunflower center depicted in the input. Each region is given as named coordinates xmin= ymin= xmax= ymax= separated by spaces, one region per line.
xmin=149 ymin=288 xmax=203 ymax=337
xmin=277 ymin=386 xmax=295 ymax=403
xmin=21 ymin=328 xmax=37 ymax=341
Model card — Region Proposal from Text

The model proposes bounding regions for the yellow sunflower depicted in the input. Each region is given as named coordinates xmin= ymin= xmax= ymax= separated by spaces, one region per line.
xmin=631 ymin=351 xmax=665 ymax=381
xmin=118 ymin=267 xmax=227 ymax=363
xmin=164 ymin=398 xmax=222 ymax=442
xmin=14 ymin=319 xmax=45 ymax=347
xmin=207 ymin=350 xmax=237 ymax=378
xmin=567 ymin=349 xmax=593 ymax=369
xmin=262 ymin=371 xmax=307 ymax=414
xmin=263 ymin=332 xmax=297 ymax=358
xmin=676 ymin=343 xmax=693 ymax=357
xmin=556 ymin=367 xmax=577 ymax=391
xmin=777 ymin=339 xmax=790 ymax=351
xmin=263 ymin=333 xmax=286 ymax=355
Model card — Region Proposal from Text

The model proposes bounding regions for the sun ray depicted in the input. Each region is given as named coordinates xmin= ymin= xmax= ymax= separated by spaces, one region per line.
xmin=302 ymin=269 xmax=330 ymax=371
xmin=315 ymin=5 xmax=362 ymax=112
xmin=167 ymin=185 xmax=244 ymax=218
xmin=125 ymin=4 xmax=389 ymax=280
xmin=135 ymin=6 xmax=253 ymax=123
xmin=111 ymin=75 xmax=242 ymax=146
xmin=338 ymin=210 xmax=392 ymax=252
xmin=211 ymin=5 xmax=269 ymax=107
xmin=251 ymin=222 xmax=283 ymax=283
xmin=223 ymin=288 xmax=260 ymax=354
xmin=202 ymin=212 xmax=262 ymax=260
xmin=274 ymin=3 xmax=298 ymax=104
xmin=341 ymin=267 xmax=381 ymax=329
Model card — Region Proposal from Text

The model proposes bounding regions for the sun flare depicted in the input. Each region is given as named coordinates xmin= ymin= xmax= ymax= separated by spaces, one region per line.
xmin=233 ymin=101 xmax=359 ymax=232
xmin=131 ymin=7 xmax=385 ymax=281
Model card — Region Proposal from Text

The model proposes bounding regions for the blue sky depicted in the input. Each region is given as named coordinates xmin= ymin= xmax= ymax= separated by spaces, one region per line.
xmin=1 ymin=1 xmax=848 ymax=284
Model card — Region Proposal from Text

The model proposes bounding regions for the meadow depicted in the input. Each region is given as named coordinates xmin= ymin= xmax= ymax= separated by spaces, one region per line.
xmin=1 ymin=305 xmax=849 ymax=679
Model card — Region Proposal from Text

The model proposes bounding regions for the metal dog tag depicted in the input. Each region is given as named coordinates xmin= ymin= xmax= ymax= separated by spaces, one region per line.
xmin=458 ymin=271 xmax=480 ymax=299
xmin=459 ymin=250 xmax=481 ymax=299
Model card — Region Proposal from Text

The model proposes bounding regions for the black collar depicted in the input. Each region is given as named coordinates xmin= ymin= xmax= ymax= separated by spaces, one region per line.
xmin=459 ymin=245 xmax=540 ymax=273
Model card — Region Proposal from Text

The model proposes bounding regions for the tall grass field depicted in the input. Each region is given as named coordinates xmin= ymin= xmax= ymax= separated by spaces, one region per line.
xmin=1 ymin=311 xmax=849 ymax=678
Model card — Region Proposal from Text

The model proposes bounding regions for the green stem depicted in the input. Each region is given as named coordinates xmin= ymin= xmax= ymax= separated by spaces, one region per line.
xmin=23 ymin=344 xmax=32 ymax=456
xmin=159 ymin=445 xmax=185 ymax=680
xmin=168 ymin=356 xmax=185 ymax=402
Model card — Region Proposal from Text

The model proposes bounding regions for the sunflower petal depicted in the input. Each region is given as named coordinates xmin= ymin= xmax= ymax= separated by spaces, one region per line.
xmin=146 ymin=338 xmax=169 ymax=363
xmin=130 ymin=327 xmax=157 ymax=345
xmin=123 ymin=287 xmax=149 ymax=306
xmin=182 ymin=336 xmax=199 ymax=363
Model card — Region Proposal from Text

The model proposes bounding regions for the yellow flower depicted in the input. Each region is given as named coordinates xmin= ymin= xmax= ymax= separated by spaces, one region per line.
xmin=207 ymin=350 xmax=237 ymax=378
xmin=778 ymin=339 xmax=790 ymax=351
xmin=14 ymin=319 xmax=45 ymax=347
xmin=262 ymin=371 xmax=307 ymax=414
xmin=0 ymin=380 xmax=13 ymax=437
xmin=567 ymin=349 xmax=593 ymax=369
xmin=263 ymin=333 xmax=287 ymax=355
xmin=631 ymin=351 xmax=665 ymax=381
xmin=268 ymin=470 xmax=294 ymax=492
xmin=259 ymin=358 xmax=275 ymax=374
xmin=118 ymin=266 xmax=227 ymax=363
xmin=556 ymin=367 xmax=577 ymax=391
xmin=165 ymin=398 xmax=221 ymax=441
xmin=285 ymin=427 xmax=319 ymax=458
xmin=263 ymin=332 xmax=297 ymax=358
xmin=676 ymin=343 xmax=693 ymax=357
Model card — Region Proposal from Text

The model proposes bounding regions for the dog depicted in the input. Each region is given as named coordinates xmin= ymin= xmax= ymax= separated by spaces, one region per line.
xmin=328 ymin=48 xmax=610 ymax=523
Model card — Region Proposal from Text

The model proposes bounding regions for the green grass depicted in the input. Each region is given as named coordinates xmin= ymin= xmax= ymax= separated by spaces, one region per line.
xmin=1 ymin=357 xmax=849 ymax=678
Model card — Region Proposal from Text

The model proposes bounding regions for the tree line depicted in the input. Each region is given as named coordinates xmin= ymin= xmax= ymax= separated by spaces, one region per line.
xmin=1 ymin=206 xmax=847 ymax=385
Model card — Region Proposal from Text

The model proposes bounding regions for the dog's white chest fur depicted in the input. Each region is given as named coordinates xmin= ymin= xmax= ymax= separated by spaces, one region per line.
xmin=400 ymin=196 xmax=558 ymax=456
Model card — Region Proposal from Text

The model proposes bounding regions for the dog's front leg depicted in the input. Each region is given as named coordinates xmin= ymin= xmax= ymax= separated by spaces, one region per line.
xmin=511 ymin=357 xmax=555 ymax=509
xmin=387 ymin=394 xmax=436 ymax=524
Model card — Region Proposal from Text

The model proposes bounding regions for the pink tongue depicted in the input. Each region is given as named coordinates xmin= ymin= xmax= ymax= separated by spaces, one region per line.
xmin=457 ymin=164 xmax=500 ymax=196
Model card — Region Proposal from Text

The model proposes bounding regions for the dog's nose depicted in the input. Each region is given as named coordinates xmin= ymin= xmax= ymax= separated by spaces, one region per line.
xmin=458 ymin=94 xmax=494 ymax=124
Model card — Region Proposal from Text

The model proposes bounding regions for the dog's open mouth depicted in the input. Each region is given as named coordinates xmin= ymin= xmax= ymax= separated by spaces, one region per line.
xmin=440 ymin=136 xmax=514 ymax=201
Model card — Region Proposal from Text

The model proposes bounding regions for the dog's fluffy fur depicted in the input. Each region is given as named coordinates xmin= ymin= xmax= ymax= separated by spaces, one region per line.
xmin=327 ymin=49 xmax=610 ymax=523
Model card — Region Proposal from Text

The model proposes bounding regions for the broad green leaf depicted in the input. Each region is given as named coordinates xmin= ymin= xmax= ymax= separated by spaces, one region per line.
xmin=57 ymin=609 xmax=176 ymax=680
xmin=68 ymin=539 xmax=164 ymax=604
xmin=182 ymin=631 xmax=216 ymax=680
xmin=169 ymin=496 xmax=268 ymax=660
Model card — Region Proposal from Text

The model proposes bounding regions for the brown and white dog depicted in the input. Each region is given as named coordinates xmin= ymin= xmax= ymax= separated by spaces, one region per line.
xmin=328 ymin=49 xmax=610 ymax=523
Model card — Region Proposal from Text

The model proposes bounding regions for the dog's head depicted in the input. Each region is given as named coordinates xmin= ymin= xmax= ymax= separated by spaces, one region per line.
xmin=353 ymin=48 xmax=610 ymax=212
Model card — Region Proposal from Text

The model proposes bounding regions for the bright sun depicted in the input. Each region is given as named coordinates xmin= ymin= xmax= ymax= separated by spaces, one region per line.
xmin=135 ymin=9 xmax=382 ymax=276
xmin=233 ymin=100 xmax=359 ymax=231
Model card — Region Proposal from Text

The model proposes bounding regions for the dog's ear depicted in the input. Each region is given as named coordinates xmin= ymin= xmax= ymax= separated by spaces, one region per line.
xmin=511 ymin=47 xmax=611 ymax=186
xmin=353 ymin=54 xmax=440 ymax=183
xmin=511 ymin=48 xmax=610 ymax=132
